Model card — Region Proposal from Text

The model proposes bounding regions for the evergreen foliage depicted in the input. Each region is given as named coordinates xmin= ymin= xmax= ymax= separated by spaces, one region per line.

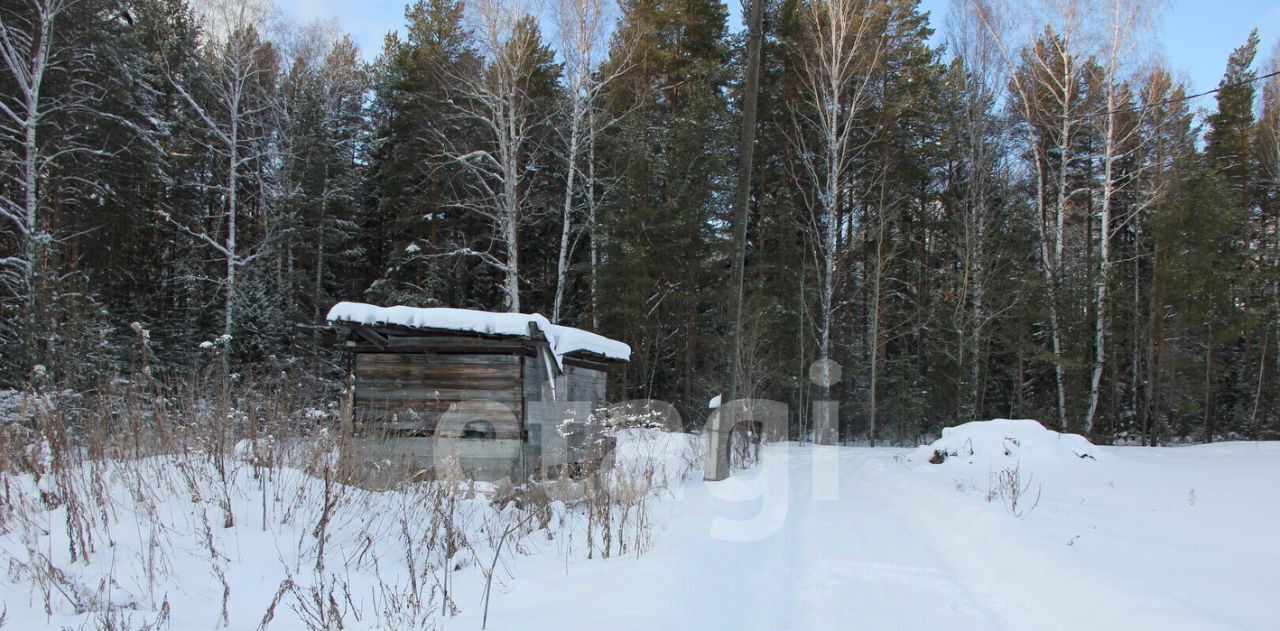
xmin=1 ymin=0 xmax=1278 ymax=443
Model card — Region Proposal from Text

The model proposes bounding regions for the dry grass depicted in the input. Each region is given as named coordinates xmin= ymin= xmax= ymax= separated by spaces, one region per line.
xmin=0 ymin=364 xmax=687 ymax=629
xmin=986 ymin=462 xmax=1042 ymax=518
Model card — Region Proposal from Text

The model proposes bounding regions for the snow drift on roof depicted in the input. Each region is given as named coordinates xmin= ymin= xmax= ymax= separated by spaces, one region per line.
xmin=326 ymin=302 xmax=631 ymax=365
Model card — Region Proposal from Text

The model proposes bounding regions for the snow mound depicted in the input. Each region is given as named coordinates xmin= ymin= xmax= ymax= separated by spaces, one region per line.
xmin=912 ymin=419 xmax=1104 ymax=465
xmin=326 ymin=301 xmax=631 ymax=366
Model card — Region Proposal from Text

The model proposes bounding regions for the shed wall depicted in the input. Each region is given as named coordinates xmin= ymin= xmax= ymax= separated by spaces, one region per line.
xmin=353 ymin=352 xmax=523 ymax=438
xmin=520 ymin=357 xmax=606 ymax=407
xmin=347 ymin=343 xmax=612 ymax=481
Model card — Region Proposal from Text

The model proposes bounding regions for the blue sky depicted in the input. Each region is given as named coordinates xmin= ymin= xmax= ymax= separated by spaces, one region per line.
xmin=279 ymin=0 xmax=1280 ymax=98
xmin=915 ymin=0 xmax=1280 ymax=98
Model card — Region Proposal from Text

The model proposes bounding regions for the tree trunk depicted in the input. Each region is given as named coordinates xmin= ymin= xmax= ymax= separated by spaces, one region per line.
xmin=1085 ymin=133 xmax=1115 ymax=435
xmin=588 ymin=107 xmax=601 ymax=331
xmin=1203 ymin=342 xmax=1215 ymax=443
xmin=502 ymin=87 xmax=521 ymax=314
xmin=1050 ymin=116 xmax=1070 ymax=431
xmin=14 ymin=1 xmax=56 ymax=370
xmin=224 ymin=109 xmax=239 ymax=375
xmin=23 ymin=88 xmax=40 ymax=365
xmin=967 ymin=192 xmax=987 ymax=420
xmin=727 ymin=0 xmax=765 ymax=399
xmin=504 ymin=208 xmax=520 ymax=313
xmin=868 ymin=172 xmax=890 ymax=445
xmin=553 ymin=94 xmax=583 ymax=323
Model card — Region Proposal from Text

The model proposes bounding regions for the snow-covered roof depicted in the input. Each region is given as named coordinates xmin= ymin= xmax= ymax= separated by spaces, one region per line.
xmin=326 ymin=302 xmax=631 ymax=365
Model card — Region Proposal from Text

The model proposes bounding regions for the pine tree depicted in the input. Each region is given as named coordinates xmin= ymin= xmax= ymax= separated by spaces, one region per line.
xmin=279 ymin=33 xmax=369 ymax=328
xmin=365 ymin=0 xmax=480 ymax=307
xmin=597 ymin=0 xmax=732 ymax=411
xmin=1006 ymin=24 xmax=1089 ymax=430
xmin=1206 ymin=30 xmax=1259 ymax=203
xmin=1202 ymin=30 xmax=1263 ymax=437
xmin=1153 ymin=157 xmax=1239 ymax=440
xmin=858 ymin=0 xmax=945 ymax=442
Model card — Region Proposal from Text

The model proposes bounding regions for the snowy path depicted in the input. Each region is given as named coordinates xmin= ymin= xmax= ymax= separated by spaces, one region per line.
xmin=458 ymin=447 xmax=1007 ymax=630
xmin=459 ymin=438 xmax=1275 ymax=631
xmin=747 ymin=449 xmax=1005 ymax=630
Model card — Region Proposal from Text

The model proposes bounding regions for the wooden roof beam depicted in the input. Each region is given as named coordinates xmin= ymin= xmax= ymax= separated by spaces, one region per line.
xmin=354 ymin=326 xmax=388 ymax=350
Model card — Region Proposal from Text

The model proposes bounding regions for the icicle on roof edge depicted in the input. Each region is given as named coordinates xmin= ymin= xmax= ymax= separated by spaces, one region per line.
xmin=326 ymin=302 xmax=631 ymax=366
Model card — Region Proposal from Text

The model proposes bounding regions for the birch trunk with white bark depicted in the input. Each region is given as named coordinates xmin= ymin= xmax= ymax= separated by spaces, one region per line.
xmin=789 ymin=0 xmax=885 ymax=422
xmin=969 ymin=0 xmax=1087 ymax=430
xmin=0 ymin=0 xmax=65 ymax=365
xmin=440 ymin=0 xmax=556 ymax=314
xmin=1085 ymin=0 xmax=1158 ymax=433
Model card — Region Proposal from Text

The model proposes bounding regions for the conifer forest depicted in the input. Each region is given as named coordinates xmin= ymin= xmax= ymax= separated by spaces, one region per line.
xmin=4 ymin=0 xmax=1280 ymax=445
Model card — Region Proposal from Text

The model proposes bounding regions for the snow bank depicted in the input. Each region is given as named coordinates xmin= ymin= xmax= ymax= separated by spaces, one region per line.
xmin=613 ymin=428 xmax=701 ymax=489
xmin=326 ymin=301 xmax=631 ymax=366
xmin=856 ymin=457 xmax=1233 ymax=631
xmin=911 ymin=418 xmax=1104 ymax=465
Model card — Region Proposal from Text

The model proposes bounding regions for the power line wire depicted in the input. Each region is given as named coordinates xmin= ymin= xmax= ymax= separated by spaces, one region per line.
xmin=1108 ymin=69 xmax=1280 ymax=117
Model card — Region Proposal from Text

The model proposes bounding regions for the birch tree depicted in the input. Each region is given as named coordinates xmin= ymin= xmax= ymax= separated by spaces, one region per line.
xmin=550 ymin=0 xmax=621 ymax=324
xmin=0 ymin=0 xmax=98 ymax=370
xmin=439 ymin=0 xmax=552 ymax=313
xmin=970 ymin=0 xmax=1087 ymax=430
xmin=788 ymin=0 xmax=887 ymax=408
xmin=161 ymin=0 xmax=279 ymax=367
xmin=945 ymin=1 xmax=1010 ymax=420
xmin=1082 ymin=0 xmax=1160 ymax=433
xmin=579 ymin=3 xmax=644 ymax=331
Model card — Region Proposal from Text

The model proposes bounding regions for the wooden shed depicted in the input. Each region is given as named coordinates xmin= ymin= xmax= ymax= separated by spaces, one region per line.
xmin=327 ymin=302 xmax=631 ymax=480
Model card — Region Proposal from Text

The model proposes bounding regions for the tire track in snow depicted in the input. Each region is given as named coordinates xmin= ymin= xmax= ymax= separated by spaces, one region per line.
xmin=777 ymin=447 xmax=1008 ymax=630
xmin=853 ymin=455 xmax=1236 ymax=631
xmin=462 ymin=445 xmax=1008 ymax=630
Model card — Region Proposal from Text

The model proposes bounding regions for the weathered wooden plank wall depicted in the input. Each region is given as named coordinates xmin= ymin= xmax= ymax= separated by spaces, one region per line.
xmin=347 ymin=334 xmax=616 ymax=481
xmin=520 ymin=357 xmax=606 ymax=405
xmin=566 ymin=364 xmax=607 ymax=403
xmin=353 ymin=352 xmax=524 ymax=439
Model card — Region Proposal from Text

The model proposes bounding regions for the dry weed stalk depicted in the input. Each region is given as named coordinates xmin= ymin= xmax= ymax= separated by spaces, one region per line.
xmin=0 ymin=359 xmax=683 ymax=628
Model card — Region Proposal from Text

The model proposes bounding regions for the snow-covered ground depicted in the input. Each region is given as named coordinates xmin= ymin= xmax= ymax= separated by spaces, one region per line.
xmin=456 ymin=423 xmax=1279 ymax=631
xmin=3 ymin=421 xmax=1277 ymax=630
